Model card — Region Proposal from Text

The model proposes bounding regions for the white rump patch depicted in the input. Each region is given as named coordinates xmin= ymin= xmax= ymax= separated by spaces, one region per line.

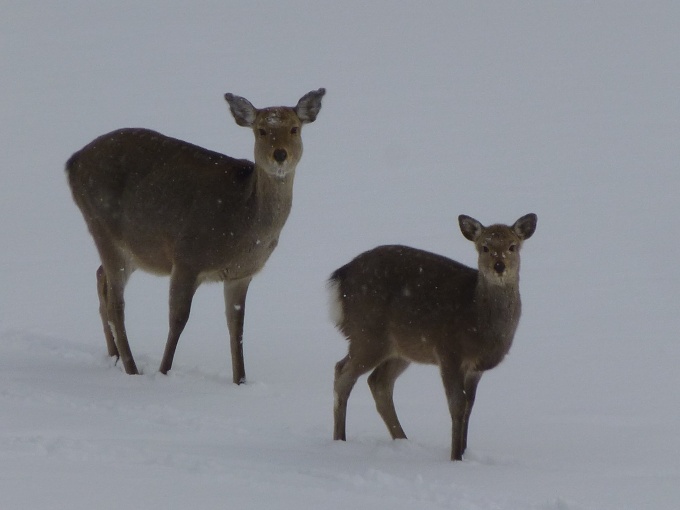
xmin=327 ymin=279 xmax=344 ymax=327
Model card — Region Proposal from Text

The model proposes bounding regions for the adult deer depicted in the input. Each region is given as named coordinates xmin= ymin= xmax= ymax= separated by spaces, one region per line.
xmin=329 ymin=213 xmax=537 ymax=460
xmin=67 ymin=88 xmax=325 ymax=383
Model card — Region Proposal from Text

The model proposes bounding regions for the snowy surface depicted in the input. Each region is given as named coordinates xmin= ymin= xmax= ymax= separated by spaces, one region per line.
xmin=1 ymin=2 xmax=679 ymax=509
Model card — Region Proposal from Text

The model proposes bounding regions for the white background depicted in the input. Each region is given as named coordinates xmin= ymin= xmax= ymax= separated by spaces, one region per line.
xmin=1 ymin=2 xmax=678 ymax=509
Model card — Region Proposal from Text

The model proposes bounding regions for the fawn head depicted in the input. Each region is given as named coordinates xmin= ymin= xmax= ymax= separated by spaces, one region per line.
xmin=225 ymin=88 xmax=326 ymax=179
xmin=459 ymin=213 xmax=537 ymax=285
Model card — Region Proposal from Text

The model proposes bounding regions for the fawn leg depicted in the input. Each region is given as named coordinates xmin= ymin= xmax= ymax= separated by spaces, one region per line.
xmin=368 ymin=358 xmax=410 ymax=439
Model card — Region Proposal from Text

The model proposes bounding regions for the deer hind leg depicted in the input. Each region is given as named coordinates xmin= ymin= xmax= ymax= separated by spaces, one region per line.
xmin=224 ymin=277 xmax=252 ymax=385
xmin=334 ymin=327 xmax=391 ymax=441
xmin=461 ymin=372 xmax=482 ymax=455
xmin=333 ymin=355 xmax=360 ymax=441
xmin=159 ymin=265 xmax=199 ymax=375
xmin=88 ymin=221 xmax=138 ymax=374
xmin=99 ymin=259 xmax=137 ymax=375
xmin=334 ymin=353 xmax=385 ymax=441
xmin=96 ymin=265 xmax=118 ymax=357
xmin=367 ymin=358 xmax=410 ymax=439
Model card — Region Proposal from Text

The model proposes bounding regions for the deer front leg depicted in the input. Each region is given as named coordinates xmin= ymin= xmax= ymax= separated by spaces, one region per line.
xmin=441 ymin=363 xmax=467 ymax=461
xmin=461 ymin=372 xmax=482 ymax=455
xmin=224 ymin=277 xmax=252 ymax=385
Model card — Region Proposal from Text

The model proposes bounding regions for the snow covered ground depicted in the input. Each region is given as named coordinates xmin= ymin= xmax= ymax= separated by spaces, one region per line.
xmin=1 ymin=2 xmax=679 ymax=508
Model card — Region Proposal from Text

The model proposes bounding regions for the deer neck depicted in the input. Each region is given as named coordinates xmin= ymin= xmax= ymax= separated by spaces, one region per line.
xmin=251 ymin=166 xmax=295 ymax=234
xmin=474 ymin=276 xmax=522 ymax=350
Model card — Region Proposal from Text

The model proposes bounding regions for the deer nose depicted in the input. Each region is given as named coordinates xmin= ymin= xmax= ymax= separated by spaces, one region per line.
xmin=273 ymin=149 xmax=287 ymax=163
xmin=494 ymin=261 xmax=506 ymax=274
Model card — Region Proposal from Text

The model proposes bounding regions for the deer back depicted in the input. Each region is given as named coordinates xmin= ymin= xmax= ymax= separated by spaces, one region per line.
xmin=67 ymin=128 xmax=289 ymax=280
xmin=330 ymin=245 xmax=484 ymax=366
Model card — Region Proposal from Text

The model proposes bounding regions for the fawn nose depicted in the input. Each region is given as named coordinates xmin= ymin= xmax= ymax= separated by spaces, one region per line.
xmin=273 ymin=149 xmax=287 ymax=163
xmin=494 ymin=261 xmax=506 ymax=274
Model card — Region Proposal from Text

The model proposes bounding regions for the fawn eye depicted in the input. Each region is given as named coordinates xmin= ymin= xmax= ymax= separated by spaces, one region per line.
xmin=290 ymin=126 xmax=299 ymax=135
xmin=258 ymin=128 xmax=267 ymax=136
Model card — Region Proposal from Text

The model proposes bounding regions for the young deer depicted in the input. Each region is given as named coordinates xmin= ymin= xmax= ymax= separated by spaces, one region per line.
xmin=67 ymin=89 xmax=325 ymax=383
xmin=329 ymin=213 xmax=537 ymax=460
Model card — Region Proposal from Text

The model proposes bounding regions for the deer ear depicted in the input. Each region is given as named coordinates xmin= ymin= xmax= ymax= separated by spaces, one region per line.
xmin=295 ymin=88 xmax=326 ymax=124
xmin=459 ymin=215 xmax=483 ymax=242
xmin=513 ymin=213 xmax=537 ymax=240
xmin=225 ymin=93 xmax=257 ymax=127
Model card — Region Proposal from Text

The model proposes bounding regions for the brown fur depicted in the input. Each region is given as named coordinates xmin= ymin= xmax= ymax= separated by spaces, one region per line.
xmin=67 ymin=89 xmax=325 ymax=383
xmin=329 ymin=213 xmax=536 ymax=460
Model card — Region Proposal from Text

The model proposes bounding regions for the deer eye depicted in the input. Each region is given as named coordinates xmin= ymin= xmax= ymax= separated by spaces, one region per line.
xmin=509 ymin=245 xmax=516 ymax=252
xmin=290 ymin=126 xmax=299 ymax=135
xmin=258 ymin=128 xmax=267 ymax=137
xmin=482 ymin=246 xmax=489 ymax=253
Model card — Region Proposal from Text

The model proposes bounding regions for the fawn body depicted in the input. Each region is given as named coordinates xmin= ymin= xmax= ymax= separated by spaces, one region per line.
xmin=329 ymin=213 xmax=537 ymax=460
xmin=67 ymin=89 xmax=325 ymax=383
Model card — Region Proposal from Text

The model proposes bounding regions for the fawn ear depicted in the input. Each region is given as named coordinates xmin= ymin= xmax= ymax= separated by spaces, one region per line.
xmin=225 ymin=93 xmax=258 ymax=127
xmin=295 ymin=88 xmax=326 ymax=124
xmin=459 ymin=215 xmax=483 ymax=242
xmin=513 ymin=213 xmax=537 ymax=240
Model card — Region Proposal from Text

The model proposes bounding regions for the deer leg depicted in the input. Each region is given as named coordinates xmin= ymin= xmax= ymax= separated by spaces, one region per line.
xmin=159 ymin=266 xmax=198 ymax=375
xmin=461 ymin=372 xmax=482 ymax=455
xmin=224 ymin=277 xmax=251 ymax=385
xmin=440 ymin=363 xmax=467 ymax=461
xmin=333 ymin=356 xmax=358 ymax=441
xmin=101 ymin=264 xmax=138 ymax=375
xmin=367 ymin=358 xmax=410 ymax=439
xmin=96 ymin=265 xmax=118 ymax=357
xmin=334 ymin=354 xmax=380 ymax=441
xmin=90 ymin=225 xmax=137 ymax=373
